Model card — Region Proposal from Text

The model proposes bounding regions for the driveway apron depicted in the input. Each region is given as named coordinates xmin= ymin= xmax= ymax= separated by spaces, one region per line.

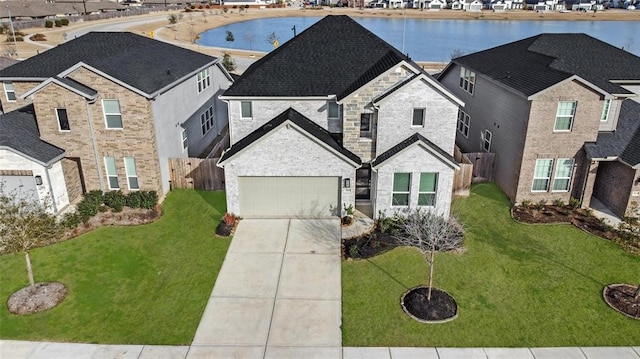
xmin=190 ymin=218 xmax=342 ymax=359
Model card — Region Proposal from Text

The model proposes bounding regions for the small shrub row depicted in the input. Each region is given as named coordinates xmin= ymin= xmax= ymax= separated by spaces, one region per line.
xmin=31 ymin=33 xmax=47 ymax=41
xmin=63 ymin=190 xmax=158 ymax=228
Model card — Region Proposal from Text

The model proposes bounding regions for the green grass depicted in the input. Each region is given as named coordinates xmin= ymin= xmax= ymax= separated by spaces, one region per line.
xmin=342 ymin=183 xmax=640 ymax=347
xmin=0 ymin=189 xmax=230 ymax=345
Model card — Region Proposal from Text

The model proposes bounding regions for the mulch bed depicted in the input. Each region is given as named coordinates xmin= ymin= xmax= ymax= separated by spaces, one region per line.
xmin=7 ymin=282 xmax=67 ymax=315
xmin=603 ymin=284 xmax=640 ymax=320
xmin=401 ymin=286 xmax=458 ymax=323
xmin=343 ymin=230 xmax=398 ymax=259
xmin=65 ymin=207 xmax=162 ymax=240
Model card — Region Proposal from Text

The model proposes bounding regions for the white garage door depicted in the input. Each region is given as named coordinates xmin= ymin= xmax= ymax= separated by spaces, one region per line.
xmin=238 ymin=177 xmax=339 ymax=217
xmin=0 ymin=175 xmax=38 ymax=203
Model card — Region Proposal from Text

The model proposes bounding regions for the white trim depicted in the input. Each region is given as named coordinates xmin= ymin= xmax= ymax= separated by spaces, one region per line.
xmin=457 ymin=109 xmax=470 ymax=138
xmin=0 ymin=146 xmax=65 ymax=167
xmin=3 ymin=81 xmax=16 ymax=102
xmin=551 ymin=158 xmax=574 ymax=192
xmin=372 ymin=141 xmax=460 ymax=170
xmin=373 ymin=72 xmax=465 ymax=107
xmin=104 ymin=156 xmax=119 ymax=190
xmin=102 ymin=99 xmax=123 ymax=130
xmin=483 ymin=129 xmax=492 ymax=152
xmin=181 ymin=129 xmax=188 ymax=151
xmin=197 ymin=67 xmax=211 ymax=94
xmin=411 ymin=108 xmax=426 ymax=127
xmin=391 ymin=172 xmax=411 ymax=207
xmin=124 ymin=157 xmax=139 ymax=191
xmin=20 ymin=77 xmax=96 ymax=100
xmin=220 ymin=95 xmax=334 ymax=101
xmin=417 ymin=172 xmax=438 ymax=207
xmin=339 ymin=60 xmax=421 ymax=103
xmin=531 ymin=158 xmax=553 ymax=192
xmin=600 ymin=99 xmax=611 ymax=122
xmin=240 ymin=100 xmax=253 ymax=119
xmin=55 ymin=108 xmax=71 ymax=132
xmin=527 ymin=75 xmax=611 ymax=100
xmin=58 ymin=62 xmax=152 ymax=98
xmin=553 ymin=101 xmax=576 ymax=132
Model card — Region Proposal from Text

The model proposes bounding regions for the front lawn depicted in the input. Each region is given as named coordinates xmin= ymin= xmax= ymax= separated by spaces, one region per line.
xmin=0 ymin=189 xmax=230 ymax=345
xmin=342 ymin=183 xmax=640 ymax=347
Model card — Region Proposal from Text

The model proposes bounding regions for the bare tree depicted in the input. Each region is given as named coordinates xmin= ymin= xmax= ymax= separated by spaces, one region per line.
xmin=0 ymin=189 xmax=63 ymax=288
xmin=221 ymin=52 xmax=237 ymax=72
xmin=244 ymin=30 xmax=255 ymax=50
xmin=168 ymin=13 xmax=179 ymax=25
xmin=394 ymin=209 xmax=464 ymax=301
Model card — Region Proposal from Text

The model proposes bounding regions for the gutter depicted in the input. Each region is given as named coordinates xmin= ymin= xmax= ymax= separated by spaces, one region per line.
xmin=85 ymin=98 xmax=105 ymax=192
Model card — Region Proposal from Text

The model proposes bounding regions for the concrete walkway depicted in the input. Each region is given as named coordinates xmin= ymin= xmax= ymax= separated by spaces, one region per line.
xmin=190 ymin=218 xmax=342 ymax=358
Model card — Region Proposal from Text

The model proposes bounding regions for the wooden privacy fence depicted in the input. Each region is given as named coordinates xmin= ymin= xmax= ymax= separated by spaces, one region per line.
xmin=465 ymin=152 xmax=497 ymax=182
xmin=453 ymin=147 xmax=473 ymax=196
xmin=169 ymin=158 xmax=224 ymax=190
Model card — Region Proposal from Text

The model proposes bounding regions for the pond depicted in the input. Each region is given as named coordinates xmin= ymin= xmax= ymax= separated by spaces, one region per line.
xmin=197 ymin=16 xmax=640 ymax=61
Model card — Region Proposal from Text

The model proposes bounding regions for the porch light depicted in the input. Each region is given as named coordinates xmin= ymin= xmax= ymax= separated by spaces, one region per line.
xmin=34 ymin=175 xmax=43 ymax=185
xmin=343 ymin=178 xmax=351 ymax=188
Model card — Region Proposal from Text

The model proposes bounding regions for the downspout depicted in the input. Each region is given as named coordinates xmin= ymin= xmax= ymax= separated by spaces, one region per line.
xmin=44 ymin=165 xmax=58 ymax=214
xmin=86 ymin=98 xmax=105 ymax=192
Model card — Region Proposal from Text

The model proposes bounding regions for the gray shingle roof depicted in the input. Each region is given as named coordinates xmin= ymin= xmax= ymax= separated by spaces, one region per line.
xmin=371 ymin=133 xmax=458 ymax=168
xmin=584 ymin=99 xmax=640 ymax=167
xmin=219 ymin=107 xmax=361 ymax=165
xmin=0 ymin=105 xmax=65 ymax=165
xmin=223 ymin=15 xmax=410 ymax=99
xmin=0 ymin=32 xmax=217 ymax=96
xmin=55 ymin=77 xmax=98 ymax=98
xmin=449 ymin=34 xmax=640 ymax=97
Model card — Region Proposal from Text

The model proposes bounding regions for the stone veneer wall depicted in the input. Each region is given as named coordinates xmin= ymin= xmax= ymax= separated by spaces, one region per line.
xmin=592 ymin=161 xmax=635 ymax=217
xmin=1 ymin=81 xmax=40 ymax=113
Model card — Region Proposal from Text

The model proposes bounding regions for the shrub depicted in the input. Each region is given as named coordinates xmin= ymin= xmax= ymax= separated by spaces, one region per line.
xmin=126 ymin=191 xmax=143 ymax=208
xmin=5 ymin=36 xmax=23 ymax=42
xmin=139 ymin=191 xmax=158 ymax=209
xmin=223 ymin=7 xmax=228 ymax=13
xmin=377 ymin=211 xmax=405 ymax=236
xmin=569 ymin=197 xmax=581 ymax=209
xmin=553 ymin=198 xmax=565 ymax=207
xmin=31 ymin=33 xmax=47 ymax=41
xmin=45 ymin=20 xmax=53 ymax=28
xmin=223 ymin=212 xmax=237 ymax=226
xmin=54 ymin=20 xmax=62 ymax=27
xmin=61 ymin=212 xmax=82 ymax=229
xmin=103 ymin=191 xmax=127 ymax=212
xmin=520 ymin=199 xmax=532 ymax=208
xmin=60 ymin=18 xmax=69 ymax=26
xmin=77 ymin=190 xmax=104 ymax=222
xmin=534 ymin=199 xmax=546 ymax=210
xmin=232 ymin=5 xmax=237 ymax=8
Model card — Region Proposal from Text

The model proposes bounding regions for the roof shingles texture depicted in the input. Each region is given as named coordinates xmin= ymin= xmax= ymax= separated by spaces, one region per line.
xmin=224 ymin=15 xmax=409 ymax=99
xmin=0 ymin=32 xmax=217 ymax=95
xmin=0 ymin=105 xmax=64 ymax=164
xmin=585 ymin=99 xmax=640 ymax=167
xmin=452 ymin=34 xmax=640 ymax=97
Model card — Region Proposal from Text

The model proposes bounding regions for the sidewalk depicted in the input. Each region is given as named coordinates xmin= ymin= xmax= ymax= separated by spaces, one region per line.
xmin=2 ymin=341 xmax=639 ymax=359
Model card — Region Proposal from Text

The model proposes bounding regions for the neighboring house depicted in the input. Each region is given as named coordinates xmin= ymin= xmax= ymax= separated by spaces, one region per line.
xmin=438 ymin=33 xmax=640 ymax=218
xmin=0 ymin=32 xmax=232 ymax=213
xmin=218 ymin=15 xmax=463 ymax=219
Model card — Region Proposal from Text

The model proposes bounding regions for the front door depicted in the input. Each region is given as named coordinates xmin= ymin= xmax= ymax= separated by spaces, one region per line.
xmin=356 ymin=164 xmax=371 ymax=200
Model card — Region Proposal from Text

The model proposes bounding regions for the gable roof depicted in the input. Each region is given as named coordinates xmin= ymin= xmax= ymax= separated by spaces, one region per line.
xmin=584 ymin=99 xmax=640 ymax=168
xmin=223 ymin=15 xmax=411 ymax=100
xmin=218 ymin=107 xmax=361 ymax=166
xmin=372 ymin=72 xmax=464 ymax=107
xmin=0 ymin=32 xmax=218 ymax=97
xmin=0 ymin=105 xmax=65 ymax=166
xmin=23 ymin=76 xmax=98 ymax=100
xmin=371 ymin=133 xmax=459 ymax=169
xmin=446 ymin=34 xmax=640 ymax=98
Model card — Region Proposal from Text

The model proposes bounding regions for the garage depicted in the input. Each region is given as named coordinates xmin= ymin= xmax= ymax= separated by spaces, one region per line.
xmin=0 ymin=171 xmax=38 ymax=203
xmin=238 ymin=176 xmax=340 ymax=217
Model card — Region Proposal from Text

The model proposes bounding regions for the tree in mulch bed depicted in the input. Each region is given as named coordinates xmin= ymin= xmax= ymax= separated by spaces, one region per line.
xmin=394 ymin=209 xmax=464 ymax=323
xmin=343 ymin=211 xmax=403 ymax=259
xmin=603 ymin=284 xmax=640 ymax=320
xmin=0 ymin=190 xmax=67 ymax=314
xmin=216 ymin=212 xmax=239 ymax=236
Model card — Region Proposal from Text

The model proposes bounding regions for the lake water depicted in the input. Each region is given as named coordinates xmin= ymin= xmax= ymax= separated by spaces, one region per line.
xmin=197 ymin=16 xmax=640 ymax=61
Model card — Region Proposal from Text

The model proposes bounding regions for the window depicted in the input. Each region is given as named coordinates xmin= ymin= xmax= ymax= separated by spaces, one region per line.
xmin=124 ymin=157 xmax=139 ymax=190
xmin=241 ymin=101 xmax=252 ymax=119
xmin=181 ymin=129 xmax=188 ymax=150
xmin=553 ymin=158 xmax=574 ymax=192
xmin=104 ymin=157 xmax=119 ymax=189
xmin=600 ymin=99 xmax=611 ymax=122
xmin=197 ymin=68 xmax=211 ymax=93
xmin=532 ymin=159 xmax=553 ymax=192
xmin=328 ymin=101 xmax=340 ymax=120
xmin=102 ymin=99 xmax=123 ymax=129
xmin=412 ymin=108 xmax=425 ymax=127
xmin=554 ymin=101 xmax=576 ymax=131
xmin=418 ymin=173 xmax=438 ymax=206
xmin=457 ymin=109 xmax=470 ymax=138
xmin=200 ymin=106 xmax=214 ymax=136
xmin=56 ymin=108 xmax=70 ymax=131
xmin=3 ymin=81 xmax=15 ymax=101
xmin=459 ymin=67 xmax=475 ymax=94
xmin=360 ymin=113 xmax=372 ymax=138
xmin=483 ymin=130 xmax=492 ymax=152
xmin=392 ymin=173 xmax=410 ymax=206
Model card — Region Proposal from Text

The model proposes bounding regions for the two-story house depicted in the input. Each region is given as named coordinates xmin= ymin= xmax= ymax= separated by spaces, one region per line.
xmin=0 ymin=32 xmax=232 ymax=213
xmin=217 ymin=15 xmax=463 ymax=218
xmin=438 ymin=34 xmax=640 ymax=218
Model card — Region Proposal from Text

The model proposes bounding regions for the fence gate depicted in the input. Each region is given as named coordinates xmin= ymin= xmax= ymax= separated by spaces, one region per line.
xmin=453 ymin=147 xmax=473 ymax=196
xmin=464 ymin=152 xmax=496 ymax=182
xmin=169 ymin=158 xmax=224 ymax=190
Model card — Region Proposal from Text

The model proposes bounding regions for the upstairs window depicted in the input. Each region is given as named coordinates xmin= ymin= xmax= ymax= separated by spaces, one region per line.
xmin=600 ymin=99 xmax=611 ymax=122
xmin=412 ymin=108 xmax=425 ymax=127
xmin=392 ymin=172 xmax=411 ymax=206
xmin=124 ymin=157 xmax=139 ymax=190
xmin=418 ymin=173 xmax=438 ymax=206
xmin=360 ymin=113 xmax=372 ymax=139
xmin=328 ymin=101 xmax=340 ymax=120
xmin=197 ymin=68 xmax=211 ymax=93
xmin=459 ymin=67 xmax=475 ymax=94
xmin=532 ymin=159 xmax=553 ymax=192
xmin=457 ymin=109 xmax=470 ymax=138
xmin=102 ymin=99 xmax=123 ymax=129
xmin=56 ymin=108 xmax=70 ymax=131
xmin=553 ymin=158 xmax=574 ymax=192
xmin=3 ymin=81 xmax=15 ymax=101
xmin=241 ymin=101 xmax=252 ymax=119
xmin=200 ymin=106 xmax=214 ymax=136
xmin=554 ymin=101 xmax=576 ymax=131
xmin=104 ymin=157 xmax=119 ymax=190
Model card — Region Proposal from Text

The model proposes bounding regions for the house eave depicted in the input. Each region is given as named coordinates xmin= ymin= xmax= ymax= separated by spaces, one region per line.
xmin=527 ymin=75 xmax=612 ymax=100
xmin=20 ymin=77 xmax=97 ymax=100
xmin=372 ymin=141 xmax=460 ymax=170
xmin=0 ymin=146 xmax=65 ymax=167
xmin=219 ymin=95 xmax=335 ymax=101
xmin=149 ymin=59 xmax=222 ymax=98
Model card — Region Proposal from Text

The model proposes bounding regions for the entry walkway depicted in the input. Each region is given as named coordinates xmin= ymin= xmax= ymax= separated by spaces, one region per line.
xmin=190 ymin=218 xmax=342 ymax=358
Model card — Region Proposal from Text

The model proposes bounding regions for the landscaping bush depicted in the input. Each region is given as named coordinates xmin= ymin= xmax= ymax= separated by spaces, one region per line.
xmin=126 ymin=191 xmax=143 ymax=209
xmin=5 ymin=36 xmax=23 ymax=42
xmin=61 ymin=212 xmax=82 ymax=229
xmin=60 ymin=18 xmax=69 ymax=26
xmin=103 ymin=191 xmax=127 ymax=212
xmin=45 ymin=20 xmax=53 ymax=28
xmin=76 ymin=190 xmax=104 ymax=222
xmin=139 ymin=191 xmax=158 ymax=209
xmin=31 ymin=33 xmax=47 ymax=41
xmin=569 ymin=197 xmax=581 ymax=209
xmin=54 ymin=20 xmax=62 ymax=27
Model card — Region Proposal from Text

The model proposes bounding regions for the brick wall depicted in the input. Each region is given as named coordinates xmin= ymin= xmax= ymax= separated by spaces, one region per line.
xmin=592 ymin=161 xmax=635 ymax=217
xmin=1 ymin=81 xmax=40 ymax=113
xmin=61 ymin=158 xmax=83 ymax=204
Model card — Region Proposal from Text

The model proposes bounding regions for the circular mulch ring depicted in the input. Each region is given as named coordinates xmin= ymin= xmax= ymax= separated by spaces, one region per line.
xmin=7 ymin=282 xmax=67 ymax=315
xmin=603 ymin=284 xmax=640 ymax=320
xmin=401 ymin=286 xmax=458 ymax=323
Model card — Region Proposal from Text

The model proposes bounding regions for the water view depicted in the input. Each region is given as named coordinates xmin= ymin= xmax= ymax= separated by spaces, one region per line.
xmin=197 ymin=16 xmax=640 ymax=61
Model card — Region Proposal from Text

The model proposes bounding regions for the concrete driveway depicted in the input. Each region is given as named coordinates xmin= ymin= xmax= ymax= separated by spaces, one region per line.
xmin=190 ymin=218 xmax=342 ymax=359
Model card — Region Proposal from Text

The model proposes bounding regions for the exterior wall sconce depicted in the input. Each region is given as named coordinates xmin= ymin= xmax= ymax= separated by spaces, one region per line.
xmin=34 ymin=175 xmax=43 ymax=185
xmin=343 ymin=178 xmax=350 ymax=188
